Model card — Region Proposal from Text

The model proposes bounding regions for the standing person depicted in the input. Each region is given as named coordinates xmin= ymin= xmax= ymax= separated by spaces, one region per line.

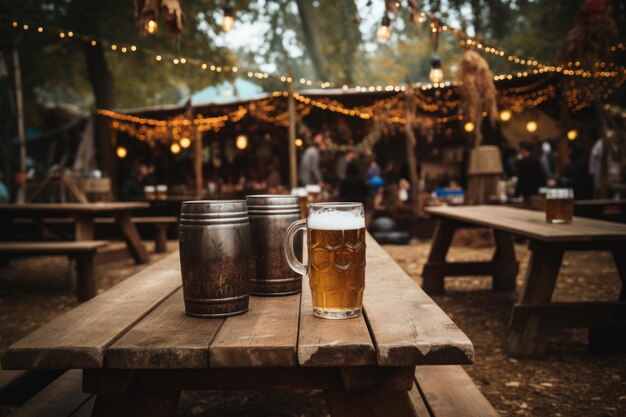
xmin=515 ymin=141 xmax=546 ymax=205
xmin=335 ymin=151 xmax=355 ymax=183
xmin=298 ymin=134 xmax=325 ymax=186
xmin=367 ymin=159 xmax=384 ymax=195
xmin=338 ymin=161 xmax=369 ymax=205
xmin=589 ymin=129 xmax=620 ymax=197
xmin=539 ymin=141 xmax=556 ymax=183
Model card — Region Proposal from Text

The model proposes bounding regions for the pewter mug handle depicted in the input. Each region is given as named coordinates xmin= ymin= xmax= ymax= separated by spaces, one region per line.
xmin=284 ymin=219 xmax=307 ymax=276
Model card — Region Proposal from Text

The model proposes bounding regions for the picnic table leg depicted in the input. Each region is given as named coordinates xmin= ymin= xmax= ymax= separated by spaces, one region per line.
xmin=91 ymin=391 xmax=180 ymax=417
xmin=507 ymin=241 xmax=563 ymax=358
xmin=75 ymin=215 xmax=95 ymax=240
xmin=115 ymin=213 xmax=150 ymax=264
xmin=491 ymin=230 xmax=519 ymax=292
xmin=422 ymin=219 xmax=456 ymax=295
xmin=325 ymin=388 xmax=418 ymax=417
xmin=588 ymin=246 xmax=626 ymax=354
xmin=71 ymin=251 xmax=96 ymax=301
xmin=154 ymin=223 xmax=168 ymax=253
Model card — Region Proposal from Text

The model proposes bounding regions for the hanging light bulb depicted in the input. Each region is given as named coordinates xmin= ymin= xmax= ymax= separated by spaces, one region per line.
xmin=116 ymin=146 xmax=128 ymax=159
xmin=526 ymin=121 xmax=538 ymax=133
xmin=170 ymin=143 xmax=181 ymax=154
xmin=464 ymin=122 xmax=475 ymax=132
xmin=377 ymin=14 xmax=391 ymax=42
xmin=236 ymin=134 xmax=248 ymax=150
xmin=180 ymin=137 xmax=192 ymax=148
xmin=145 ymin=19 xmax=158 ymax=34
xmin=429 ymin=54 xmax=444 ymax=83
xmin=567 ymin=129 xmax=578 ymax=141
xmin=295 ymin=138 xmax=303 ymax=147
xmin=499 ymin=109 xmax=512 ymax=122
xmin=221 ymin=6 xmax=235 ymax=32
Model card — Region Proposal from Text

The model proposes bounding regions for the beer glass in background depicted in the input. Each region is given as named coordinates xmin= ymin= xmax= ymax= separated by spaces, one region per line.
xmin=545 ymin=188 xmax=574 ymax=224
xmin=284 ymin=202 xmax=366 ymax=319
xmin=306 ymin=184 xmax=322 ymax=204
xmin=291 ymin=187 xmax=309 ymax=218
xmin=144 ymin=185 xmax=156 ymax=200
xmin=156 ymin=185 xmax=168 ymax=200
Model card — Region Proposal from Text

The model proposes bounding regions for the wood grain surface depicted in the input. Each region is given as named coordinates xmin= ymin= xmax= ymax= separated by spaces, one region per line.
xmin=1 ymin=253 xmax=182 ymax=369
xmin=298 ymin=276 xmax=376 ymax=367
xmin=106 ymin=289 xmax=224 ymax=369
xmin=209 ymin=294 xmax=301 ymax=367
xmin=363 ymin=235 xmax=474 ymax=366
xmin=427 ymin=205 xmax=626 ymax=242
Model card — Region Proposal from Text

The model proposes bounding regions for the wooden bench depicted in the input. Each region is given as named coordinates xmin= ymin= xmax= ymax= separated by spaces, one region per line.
xmin=4 ymin=367 xmax=497 ymax=417
xmin=5 ymin=370 xmax=94 ymax=417
xmin=14 ymin=217 xmax=177 ymax=254
xmin=0 ymin=241 xmax=108 ymax=301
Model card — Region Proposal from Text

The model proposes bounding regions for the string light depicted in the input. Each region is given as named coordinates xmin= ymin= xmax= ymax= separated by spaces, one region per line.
xmin=116 ymin=146 xmax=128 ymax=159
xmin=499 ymin=109 xmax=512 ymax=122
xmin=170 ymin=143 xmax=181 ymax=154
xmin=145 ymin=19 xmax=158 ymax=34
xmin=377 ymin=14 xmax=391 ymax=42
xmin=463 ymin=122 xmax=475 ymax=132
xmin=429 ymin=54 xmax=444 ymax=83
xmin=221 ymin=6 xmax=235 ymax=32
xmin=235 ymin=134 xmax=248 ymax=150
xmin=526 ymin=121 xmax=538 ymax=133
xmin=180 ymin=137 xmax=192 ymax=148
xmin=295 ymin=138 xmax=303 ymax=147
xmin=567 ymin=129 xmax=578 ymax=140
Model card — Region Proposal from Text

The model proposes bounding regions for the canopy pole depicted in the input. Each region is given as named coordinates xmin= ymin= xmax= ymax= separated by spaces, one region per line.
xmin=194 ymin=128 xmax=203 ymax=198
xmin=13 ymin=45 xmax=26 ymax=204
xmin=288 ymin=72 xmax=297 ymax=189
xmin=404 ymin=84 xmax=421 ymax=235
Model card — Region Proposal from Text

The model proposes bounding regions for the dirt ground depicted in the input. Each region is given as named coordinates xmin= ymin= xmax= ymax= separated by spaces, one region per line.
xmin=0 ymin=237 xmax=625 ymax=417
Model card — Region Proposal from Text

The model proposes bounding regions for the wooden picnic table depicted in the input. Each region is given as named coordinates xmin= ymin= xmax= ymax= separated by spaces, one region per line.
xmin=1 ymin=234 xmax=475 ymax=417
xmin=0 ymin=202 xmax=151 ymax=264
xmin=423 ymin=205 xmax=626 ymax=358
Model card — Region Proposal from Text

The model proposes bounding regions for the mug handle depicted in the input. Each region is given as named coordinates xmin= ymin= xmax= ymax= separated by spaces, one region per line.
xmin=284 ymin=219 xmax=307 ymax=276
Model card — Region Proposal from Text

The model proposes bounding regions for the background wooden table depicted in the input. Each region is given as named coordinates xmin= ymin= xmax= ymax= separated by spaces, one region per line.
xmin=2 ymin=234 xmax=474 ymax=417
xmin=424 ymin=205 xmax=626 ymax=358
xmin=0 ymin=202 xmax=150 ymax=264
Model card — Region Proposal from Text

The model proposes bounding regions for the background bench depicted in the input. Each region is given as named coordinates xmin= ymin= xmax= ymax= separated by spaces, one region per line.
xmin=0 ymin=241 xmax=108 ymax=301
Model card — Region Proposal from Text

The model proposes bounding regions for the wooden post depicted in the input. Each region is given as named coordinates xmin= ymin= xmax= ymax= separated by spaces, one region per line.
xmin=194 ymin=129 xmax=203 ymax=198
xmin=404 ymin=85 xmax=421 ymax=234
xmin=12 ymin=46 xmax=26 ymax=204
xmin=288 ymin=74 xmax=298 ymax=189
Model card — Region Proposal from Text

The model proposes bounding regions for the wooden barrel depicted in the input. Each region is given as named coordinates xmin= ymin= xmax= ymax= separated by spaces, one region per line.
xmin=179 ymin=200 xmax=250 ymax=318
xmin=246 ymin=195 xmax=302 ymax=296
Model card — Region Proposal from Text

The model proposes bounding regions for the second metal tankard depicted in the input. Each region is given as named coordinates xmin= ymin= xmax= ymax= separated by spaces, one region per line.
xmin=179 ymin=200 xmax=251 ymax=317
xmin=246 ymin=194 xmax=303 ymax=296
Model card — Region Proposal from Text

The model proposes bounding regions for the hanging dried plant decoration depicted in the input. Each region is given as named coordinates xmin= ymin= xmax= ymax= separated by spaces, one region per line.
xmin=459 ymin=50 xmax=498 ymax=127
xmin=135 ymin=0 xmax=185 ymax=37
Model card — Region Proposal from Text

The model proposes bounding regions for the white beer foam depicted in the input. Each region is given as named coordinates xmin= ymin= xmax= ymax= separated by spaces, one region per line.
xmin=308 ymin=211 xmax=365 ymax=230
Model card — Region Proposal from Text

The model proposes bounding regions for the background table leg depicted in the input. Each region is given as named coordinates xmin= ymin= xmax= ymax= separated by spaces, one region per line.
xmin=491 ymin=230 xmax=519 ymax=292
xmin=325 ymin=388 xmax=418 ymax=417
xmin=507 ymin=242 xmax=563 ymax=358
xmin=116 ymin=213 xmax=149 ymax=264
xmin=75 ymin=216 xmax=95 ymax=240
xmin=588 ymin=247 xmax=626 ymax=354
xmin=72 ymin=252 xmax=96 ymax=301
xmin=91 ymin=391 xmax=180 ymax=417
xmin=422 ymin=220 xmax=456 ymax=295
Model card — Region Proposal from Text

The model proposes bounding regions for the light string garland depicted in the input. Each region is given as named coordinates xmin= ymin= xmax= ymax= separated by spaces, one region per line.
xmin=4 ymin=15 xmax=625 ymax=95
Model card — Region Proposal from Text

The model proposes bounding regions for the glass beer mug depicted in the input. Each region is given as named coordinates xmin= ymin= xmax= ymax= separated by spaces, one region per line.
xmin=545 ymin=188 xmax=574 ymax=224
xmin=284 ymin=202 xmax=366 ymax=319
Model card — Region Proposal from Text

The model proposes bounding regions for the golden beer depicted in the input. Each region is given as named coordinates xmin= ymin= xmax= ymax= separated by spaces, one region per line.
xmin=284 ymin=202 xmax=366 ymax=319
xmin=308 ymin=227 xmax=366 ymax=314
xmin=545 ymin=188 xmax=574 ymax=224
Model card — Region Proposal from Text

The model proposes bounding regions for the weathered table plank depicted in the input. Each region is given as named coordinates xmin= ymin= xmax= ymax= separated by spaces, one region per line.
xmin=1 ymin=253 xmax=181 ymax=370
xmin=106 ymin=289 xmax=224 ymax=369
xmin=363 ymin=235 xmax=474 ymax=366
xmin=209 ymin=294 xmax=301 ymax=367
xmin=298 ymin=276 xmax=376 ymax=366
xmin=427 ymin=205 xmax=626 ymax=242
